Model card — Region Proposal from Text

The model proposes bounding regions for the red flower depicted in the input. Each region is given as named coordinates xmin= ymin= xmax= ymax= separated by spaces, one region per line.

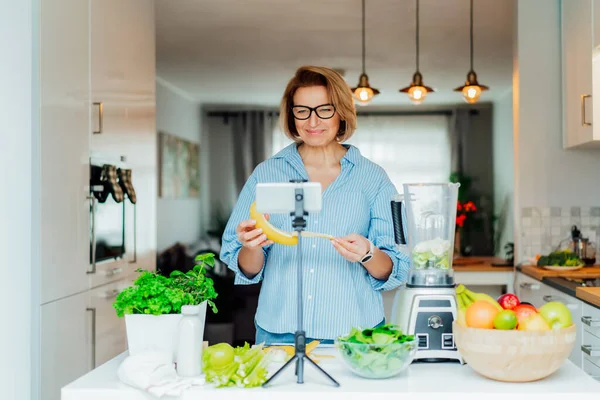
xmin=456 ymin=200 xmax=477 ymax=228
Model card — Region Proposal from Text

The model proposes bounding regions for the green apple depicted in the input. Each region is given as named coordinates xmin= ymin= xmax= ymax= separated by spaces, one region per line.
xmin=538 ymin=301 xmax=572 ymax=330
xmin=493 ymin=309 xmax=518 ymax=330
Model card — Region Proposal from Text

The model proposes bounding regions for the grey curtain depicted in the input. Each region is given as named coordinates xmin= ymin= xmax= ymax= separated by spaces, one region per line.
xmin=231 ymin=111 xmax=276 ymax=194
xmin=448 ymin=108 xmax=470 ymax=175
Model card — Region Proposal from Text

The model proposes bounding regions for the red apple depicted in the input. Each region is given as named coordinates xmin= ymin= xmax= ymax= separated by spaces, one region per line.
xmin=497 ymin=293 xmax=521 ymax=310
xmin=513 ymin=304 xmax=538 ymax=325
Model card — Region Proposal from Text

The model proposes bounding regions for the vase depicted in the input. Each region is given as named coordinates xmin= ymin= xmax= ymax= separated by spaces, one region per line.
xmin=124 ymin=301 xmax=207 ymax=361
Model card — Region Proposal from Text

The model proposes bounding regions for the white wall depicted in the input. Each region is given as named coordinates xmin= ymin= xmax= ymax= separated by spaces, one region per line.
xmin=0 ymin=1 xmax=39 ymax=399
xmin=493 ymin=89 xmax=514 ymax=255
xmin=514 ymin=0 xmax=600 ymax=261
xmin=156 ymin=77 xmax=203 ymax=252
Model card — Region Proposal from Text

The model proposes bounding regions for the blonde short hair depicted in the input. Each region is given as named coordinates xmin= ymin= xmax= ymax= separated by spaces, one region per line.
xmin=279 ymin=66 xmax=357 ymax=143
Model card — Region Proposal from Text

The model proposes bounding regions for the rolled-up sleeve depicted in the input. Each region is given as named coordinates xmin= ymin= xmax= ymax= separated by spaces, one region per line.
xmin=367 ymin=175 xmax=410 ymax=291
xmin=219 ymin=173 xmax=271 ymax=285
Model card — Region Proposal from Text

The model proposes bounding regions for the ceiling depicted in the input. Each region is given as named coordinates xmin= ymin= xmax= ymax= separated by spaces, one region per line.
xmin=155 ymin=0 xmax=514 ymax=107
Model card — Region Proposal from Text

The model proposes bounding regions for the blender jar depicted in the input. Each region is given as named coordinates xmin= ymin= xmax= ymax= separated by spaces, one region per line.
xmin=391 ymin=183 xmax=460 ymax=287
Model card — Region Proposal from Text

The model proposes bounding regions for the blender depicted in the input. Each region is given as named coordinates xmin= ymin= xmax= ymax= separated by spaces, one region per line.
xmin=389 ymin=183 xmax=463 ymax=363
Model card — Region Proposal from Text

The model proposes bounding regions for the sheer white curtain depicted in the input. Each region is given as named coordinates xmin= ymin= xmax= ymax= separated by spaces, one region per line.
xmin=271 ymin=114 xmax=452 ymax=189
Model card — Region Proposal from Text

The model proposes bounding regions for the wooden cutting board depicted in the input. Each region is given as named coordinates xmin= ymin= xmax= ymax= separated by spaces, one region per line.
xmin=576 ymin=287 xmax=600 ymax=308
xmin=521 ymin=265 xmax=600 ymax=280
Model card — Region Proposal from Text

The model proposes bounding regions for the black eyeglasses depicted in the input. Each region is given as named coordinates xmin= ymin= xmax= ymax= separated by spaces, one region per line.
xmin=291 ymin=104 xmax=336 ymax=120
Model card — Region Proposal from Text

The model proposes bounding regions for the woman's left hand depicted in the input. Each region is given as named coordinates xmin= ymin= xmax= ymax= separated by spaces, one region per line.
xmin=331 ymin=234 xmax=370 ymax=263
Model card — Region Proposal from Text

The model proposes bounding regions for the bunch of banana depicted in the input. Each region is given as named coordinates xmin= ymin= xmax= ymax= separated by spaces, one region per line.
xmin=455 ymin=283 xmax=503 ymax=313
xmin=249 ymin=202 xmax=334 ymax=246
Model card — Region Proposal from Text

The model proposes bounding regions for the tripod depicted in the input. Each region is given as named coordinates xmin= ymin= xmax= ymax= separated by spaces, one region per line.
xmin=262 ymin=182 xmax=340 ymax=388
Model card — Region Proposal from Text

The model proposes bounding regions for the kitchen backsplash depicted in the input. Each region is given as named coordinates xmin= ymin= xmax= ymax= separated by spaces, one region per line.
xmin=520 ymin=206 xmax=600 ymax=260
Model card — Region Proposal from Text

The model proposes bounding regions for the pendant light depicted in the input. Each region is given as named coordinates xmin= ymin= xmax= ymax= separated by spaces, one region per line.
xmin=400 ymin=0 xmax=434 ymax=105
xmin=454 ymin=0 xmax=489 ymax=103
xmin=351 ymin=0 xmax=379 ymax=106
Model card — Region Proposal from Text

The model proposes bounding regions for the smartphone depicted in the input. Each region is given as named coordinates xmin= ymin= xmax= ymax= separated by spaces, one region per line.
xmin=255 ymin=182 xmax=322 ymax=214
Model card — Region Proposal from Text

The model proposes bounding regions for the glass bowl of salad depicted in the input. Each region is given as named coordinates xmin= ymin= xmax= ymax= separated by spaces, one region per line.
xmin=335 ymin=324 xmax=417 ymax=379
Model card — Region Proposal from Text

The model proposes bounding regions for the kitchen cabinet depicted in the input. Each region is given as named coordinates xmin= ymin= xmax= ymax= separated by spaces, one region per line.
xmin=41 ymin=291 xmax=91 ymax=400
xmin=41 ymin=278 xmax=135 ymax=400
xmin=89 ymin=277 xmax=135 ymax=368
xmin=560 ymin=0 xmax=600 ymax=148
xmin=516 ymin=273 xmax=583 ymax=367
xmin=40 ymin=0 xmax=91 ymax=305
xmin=39 ymin=0 xmax=156 ymax=399
xmin=581 ymin=302 xmax=600 ymax=379
xmin=90 ymin=0 xmax=157 ymax=286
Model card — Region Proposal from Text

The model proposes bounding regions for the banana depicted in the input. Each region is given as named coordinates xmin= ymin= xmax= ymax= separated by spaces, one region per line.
xmin=456 ymin=308 xmax=467 ymax=327
xmin=460 ymin=292 xmax=473 ymax=307
xmin=249 ymin=202 xmax=334 ymax=245
xmin=455 ymin=292 xmax=468 ymax=327
xmin=250 ymin=202 xmax=298 ymax=246
xmin=458 ymin=284 xmax=503 ymax=312
xmin=456 ymin=292 xmax=466 ymax=310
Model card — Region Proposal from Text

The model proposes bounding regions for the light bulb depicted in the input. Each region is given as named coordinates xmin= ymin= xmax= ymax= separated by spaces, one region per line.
xmin=353 ymin=87 xmax=374 ymax=105
xmin=408 ymin=86 xmax=428 ymax=104
xmin=462 ymin=85 xmax=482 ymax=104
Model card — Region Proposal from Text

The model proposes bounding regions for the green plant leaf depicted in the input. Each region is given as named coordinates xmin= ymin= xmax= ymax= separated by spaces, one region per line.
xmin=112 ymin=252 xmax=219 ymax=317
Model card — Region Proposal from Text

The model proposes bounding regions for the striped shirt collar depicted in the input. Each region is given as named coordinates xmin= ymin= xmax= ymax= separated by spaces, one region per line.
xmin=273 ymin=142 xmax=361 ymax=166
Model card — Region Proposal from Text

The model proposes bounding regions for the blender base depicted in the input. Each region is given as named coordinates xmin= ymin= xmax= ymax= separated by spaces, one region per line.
xmin=390 ymin=285 xmax=464 ymax=364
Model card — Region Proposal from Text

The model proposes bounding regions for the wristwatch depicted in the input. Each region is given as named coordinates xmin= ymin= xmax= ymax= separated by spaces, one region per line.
xmin=360 ymin=239 xmax=375 ymax=264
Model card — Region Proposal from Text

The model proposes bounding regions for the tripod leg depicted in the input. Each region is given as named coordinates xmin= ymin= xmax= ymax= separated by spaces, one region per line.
xmin=262 ymin=355 xmax=298 ymax=388
xmin=297 ymin=354 xmax=304 ymax=384
xmin=304 ymin=354 xmax=341 ymax=387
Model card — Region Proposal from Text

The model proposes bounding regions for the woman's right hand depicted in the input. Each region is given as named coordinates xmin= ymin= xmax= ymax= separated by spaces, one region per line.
xmin=236 ymin=216 xmax=274 ymax=249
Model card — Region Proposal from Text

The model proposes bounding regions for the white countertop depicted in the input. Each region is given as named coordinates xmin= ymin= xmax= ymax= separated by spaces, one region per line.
xmin=62 ymin=346 xmax=600 ymax=400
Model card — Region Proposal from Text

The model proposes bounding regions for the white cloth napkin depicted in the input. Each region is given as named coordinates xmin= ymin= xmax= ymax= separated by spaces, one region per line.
xmin=117 ymin=349 xmax=205 ymax=398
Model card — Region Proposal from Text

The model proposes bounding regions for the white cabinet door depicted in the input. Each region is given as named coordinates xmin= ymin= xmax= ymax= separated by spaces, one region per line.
xmin=561 ymin=0 xmax=595 ymax=148
xmin=89 ymin=277 xmax=135 ymax=367
xmin=41 ymin=291 xmax=91 ymax=400
xmin=516 ymin=272 xmax=544 ymax=306
xmin=90 ymin=0 xmax=157 ymax=286
xmin=40 ymin=0 xmax=91 ymax=304
xmin=581 ymin=302 xmax=600 ymax=370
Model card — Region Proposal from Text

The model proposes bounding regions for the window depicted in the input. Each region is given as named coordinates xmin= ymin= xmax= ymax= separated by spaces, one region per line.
xmin=271 ymin=114 xmax=452 ymax=190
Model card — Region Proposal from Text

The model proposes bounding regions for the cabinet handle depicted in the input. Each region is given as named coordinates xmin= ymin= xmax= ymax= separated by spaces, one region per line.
xmin=582 ymin=345 xmax=600 ymax=357
xmin=543 ymin=295 xmax=578 ymax=310
xmin=581 ymin=94 xmax=591 ymax=126
xmin=129 ymin=202 xmax=137 ymax=264
xmin=581 ymin=316 xmax=600 ymax=327
xmin=87 ymin=195 xmax=97 ymax=274
xmin=105 ymin=267 xmax=123 ymax=277
xmin=103 ymin=289 xmax=121 ymax=299
xmin=520 ymin=282 xmax=540 ymax=290
xmin=87 ymin=307 xmax=96 ymax=368
xmin=93 ymin=102 xmax=103 ymax=134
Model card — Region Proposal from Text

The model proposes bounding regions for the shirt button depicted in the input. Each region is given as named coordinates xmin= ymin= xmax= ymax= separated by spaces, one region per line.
xmin=308 ymin=295 xmax=313 ymax=300
xmin=310 ymin=269 xmax=314 ymax=273
xmin=312 ymin=244 xmax=316 ymax=248
xmin=314 ymin=221 xmax=318 ymax=225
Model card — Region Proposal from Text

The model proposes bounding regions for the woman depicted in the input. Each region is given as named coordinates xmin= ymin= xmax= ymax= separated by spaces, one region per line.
xmin=220 ymin=66 xmax=410 ymax=345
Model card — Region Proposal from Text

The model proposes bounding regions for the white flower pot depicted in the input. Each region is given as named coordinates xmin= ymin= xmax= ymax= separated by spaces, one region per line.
xmin=124 ymin=301 xmax=207 ymax=361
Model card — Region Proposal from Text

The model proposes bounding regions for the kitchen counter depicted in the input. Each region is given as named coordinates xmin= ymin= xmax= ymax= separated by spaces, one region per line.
xmin=453 ymin=256 xmax=513 ymax=271
xmin=452 ymin=257 xmax=514 ymax=293
xmin=576 ymin=287 xmax=600 ymax=308
xmin=517 ymin=265 xmax=600 ymax=309
xmin=62 ymin=347 xmax=600 ymax=400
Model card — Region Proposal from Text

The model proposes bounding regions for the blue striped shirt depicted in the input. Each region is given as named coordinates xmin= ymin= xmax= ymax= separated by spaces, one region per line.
xmin=219 ymin=143 xmax=410 ymax=340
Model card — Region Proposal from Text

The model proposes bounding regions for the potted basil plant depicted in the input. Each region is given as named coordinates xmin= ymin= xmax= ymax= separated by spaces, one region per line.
xmin=113 ymin=252 xmax=218 ymax=360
